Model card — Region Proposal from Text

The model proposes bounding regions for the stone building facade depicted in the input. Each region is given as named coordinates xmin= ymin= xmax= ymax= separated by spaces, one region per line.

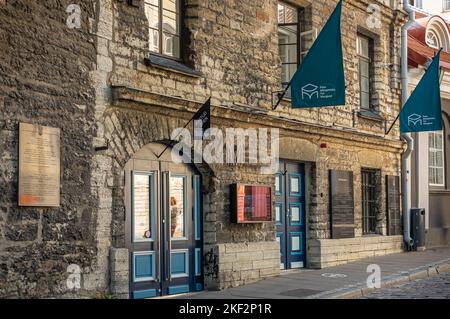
xmin=1 ymin=0 xmax=406 ymax=298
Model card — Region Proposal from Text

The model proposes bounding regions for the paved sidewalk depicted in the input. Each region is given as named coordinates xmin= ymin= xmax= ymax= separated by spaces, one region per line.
xmin=178 ymin=247 xmax=450 ymax=299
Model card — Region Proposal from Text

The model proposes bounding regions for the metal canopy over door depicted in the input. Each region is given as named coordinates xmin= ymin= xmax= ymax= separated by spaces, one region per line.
xmin=125 ymin=144 xmax=203 ymax=298
xmin=275 ymin=161 xmax=306 ymax=269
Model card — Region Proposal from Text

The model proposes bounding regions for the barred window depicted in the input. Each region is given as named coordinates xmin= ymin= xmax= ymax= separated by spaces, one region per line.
xmin=145 ymin=0 xmax=181 ymax=59
xmin=361 ymin=169 xmax=379 ymax=235
xmin=429 ymin=130 xmax=445 ymax=187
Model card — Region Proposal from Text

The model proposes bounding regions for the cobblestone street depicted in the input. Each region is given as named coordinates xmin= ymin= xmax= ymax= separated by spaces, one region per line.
xmin=361 ymin=272 xmax=450 ymax=299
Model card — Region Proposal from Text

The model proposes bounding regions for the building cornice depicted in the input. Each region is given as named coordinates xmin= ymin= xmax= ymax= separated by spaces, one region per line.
xmin=112 ymin=86 xmax=404 ymax=152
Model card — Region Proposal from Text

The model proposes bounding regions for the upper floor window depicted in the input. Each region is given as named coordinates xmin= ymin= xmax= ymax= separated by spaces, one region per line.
xmin=445 ymin=0 xmax=450 ymax=11
xmin=409 ymin=0 xmax=423 ymax=9
xmin=278 ymin=2 xmax=299 ymax=93
xmin=357 ymin=34 xmax=374 ymax=110
xmin=429 ymin=130 xmax=446 ymax=187
xmin=145 ymin=0 xmax=181 ymax=59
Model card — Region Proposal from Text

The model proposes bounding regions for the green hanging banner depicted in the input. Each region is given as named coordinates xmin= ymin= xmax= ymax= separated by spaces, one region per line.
xmin=291 ymin=0 xmax=345 ymax=108
xmin=399 ymin=50 xmax=443 ymax=133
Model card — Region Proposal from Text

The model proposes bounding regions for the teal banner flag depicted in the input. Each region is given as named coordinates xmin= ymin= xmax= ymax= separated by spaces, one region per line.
xmin=399 ymin=50 xmax=443 ymax=133
xmin=291 ymin=0 xmax=345 ymax=108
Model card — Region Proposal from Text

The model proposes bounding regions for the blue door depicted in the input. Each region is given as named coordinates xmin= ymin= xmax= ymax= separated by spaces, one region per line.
xmin=275 ymin=161 xmax=306 ymax=269
xmin=125 ymin=157 xmax=203 ymax=298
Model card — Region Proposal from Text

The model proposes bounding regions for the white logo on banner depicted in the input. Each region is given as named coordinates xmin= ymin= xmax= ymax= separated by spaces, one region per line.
xmin=300 ymin=83 xmax=337 ymax=100
xmin=301 ymin=84 xmax=319 ymax=99
xmin=407 ymin=113 xmax=436 ymax=126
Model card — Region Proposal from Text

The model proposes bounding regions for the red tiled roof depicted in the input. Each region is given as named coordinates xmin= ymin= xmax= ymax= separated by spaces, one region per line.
xmin=408 ymin=16 xmax=450 ymax=71
xmin=408 ymin=34 xmax=450 ymax=71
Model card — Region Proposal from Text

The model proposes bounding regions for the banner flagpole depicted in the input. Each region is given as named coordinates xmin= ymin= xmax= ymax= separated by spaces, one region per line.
xmin=272 ymin=82 xmax=292 ymax=111
xmin=156 ymin=117 xmax=194 ymax=159
xmin=156 ymin=97 xmax=212 ymax=159
xmin=385 ymin=49 xmax=443 ymax=136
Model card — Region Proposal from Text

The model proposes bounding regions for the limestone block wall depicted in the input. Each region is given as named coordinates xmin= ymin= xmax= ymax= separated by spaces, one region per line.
xmin=308 ymin=236 xmax=404 ymax=268
xmin=205 ymin=241 xmax=280 ymax=290
xmin=109 ymin=248 xmax=129 ymax=299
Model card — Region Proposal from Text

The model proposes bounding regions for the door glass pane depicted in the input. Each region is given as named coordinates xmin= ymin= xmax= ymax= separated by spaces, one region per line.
xmin=170 ymin=176 xmax=185 ymax=239
xmin=290 ymin=176 xmax=300 ymax=194
xmin=291 ymin=235 xmax=300 ymax=252
xmin=275 ymin=174 xmax=281 ymax=193
xmin=133 ymin=174 xmax=152 ymax=242
xmin=291 ymin=206 xmax=300 ymax=222
xmin=275 ymin=205 xmax=281 ymax=223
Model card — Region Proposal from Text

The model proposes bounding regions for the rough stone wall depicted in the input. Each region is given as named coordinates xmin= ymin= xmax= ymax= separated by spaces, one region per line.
xmin=97 ymin=0 xmax=406 ymax=289
xmin=0 ymin=1 xmax=101 ymax=297
xmin=0 ymin=0 xmax=408 ymax=297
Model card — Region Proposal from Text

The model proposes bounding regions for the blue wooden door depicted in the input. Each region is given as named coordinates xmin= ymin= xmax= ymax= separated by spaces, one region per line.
xmin=275 ymin=161 xmax=306 ymax=269
xmin=126 ymin=158 xmax=203 ymax=298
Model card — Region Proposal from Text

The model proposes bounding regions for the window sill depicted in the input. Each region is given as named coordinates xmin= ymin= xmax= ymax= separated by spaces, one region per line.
xmin=429 ymin=187 xmax=448 ymax=194
xmin=144 ymin=54 xmax=202 ymax=78
xmin=357 ymin=109 xmax=384 ymax=122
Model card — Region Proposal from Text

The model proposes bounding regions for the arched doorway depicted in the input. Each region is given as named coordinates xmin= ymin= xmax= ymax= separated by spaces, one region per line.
xmin=124 ymin=143 xmax=203 ymax=298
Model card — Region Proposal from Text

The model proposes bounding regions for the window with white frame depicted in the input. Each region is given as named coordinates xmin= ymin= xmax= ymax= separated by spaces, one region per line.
xmin=409 ymin=0 xmax=423 ymax=9
xmin=445 ymin=0 xmax=450 ymax=11
xmin=145 ymin=0 xmax=181 ymax=59
xmin=429 ymin=130 xmax=446 ymax=186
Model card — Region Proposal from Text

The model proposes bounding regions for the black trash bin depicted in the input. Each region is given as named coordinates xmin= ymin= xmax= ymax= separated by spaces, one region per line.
xmin=410 ymin=208 xmax=426 ymax=251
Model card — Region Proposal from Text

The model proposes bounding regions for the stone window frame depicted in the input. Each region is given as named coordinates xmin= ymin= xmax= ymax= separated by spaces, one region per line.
xmin=133 ymin=0 xmax=201 ymax=77
xmin=356 ymin=27 xmax=383 ymax=120
xmin=144 ymin=0 xmax=184 ymax=61
xmin=357 ymin=33 xmax=374 ymax=111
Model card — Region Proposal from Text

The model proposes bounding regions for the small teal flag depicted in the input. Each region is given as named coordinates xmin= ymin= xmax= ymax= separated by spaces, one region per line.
xmin=399 ymin=50 xmax=442 ymax=133
xmin=291 ymin=0 xmax=345 ymax=108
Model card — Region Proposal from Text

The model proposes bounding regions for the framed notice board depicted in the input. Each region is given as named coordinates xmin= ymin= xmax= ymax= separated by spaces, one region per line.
xmin=230 ymin=184 xmax=272 ymax=223
xmin=329 ymin=170 xmax=355 ymax=239
xmin=18 ymin=122 xmax=60 ymax=207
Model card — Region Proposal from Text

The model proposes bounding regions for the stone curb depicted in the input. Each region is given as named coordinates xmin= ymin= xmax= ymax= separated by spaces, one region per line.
xmin=308 ymin=258 xmax=450 ymax=299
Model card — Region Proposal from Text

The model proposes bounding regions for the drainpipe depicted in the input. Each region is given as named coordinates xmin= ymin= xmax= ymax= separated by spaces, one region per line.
xmin=401 ymin=0 xmax=415 ymax=249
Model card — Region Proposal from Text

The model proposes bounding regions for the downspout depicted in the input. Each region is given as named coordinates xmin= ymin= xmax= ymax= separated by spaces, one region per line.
xmin=401 ymin=0 xmax=415 ymax=249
